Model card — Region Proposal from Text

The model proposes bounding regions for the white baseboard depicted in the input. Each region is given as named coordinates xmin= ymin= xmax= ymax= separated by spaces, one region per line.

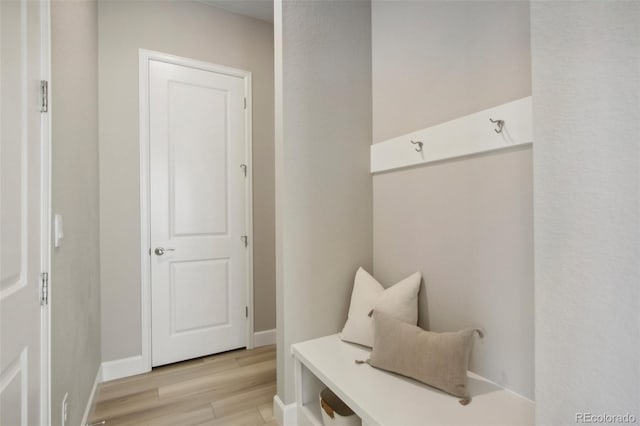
xmin=253 ymin=328 xmax=276 ymax=347
xmin=273 ymin=395 xmax=297 ymax=426
xmin=101 ymin=355 xmax=148 ymax=382
xmin=80 ymin=365 xmax=102 ymax=426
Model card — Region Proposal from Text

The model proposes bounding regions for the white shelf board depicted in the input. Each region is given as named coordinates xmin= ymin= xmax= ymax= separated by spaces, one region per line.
xmin=299 ymin=400 xmax=323 ymax=426
xmin=371 ymin=97 xmax=532 ymax=174
xmin=292 ymin=334 xmax=534 ymax=426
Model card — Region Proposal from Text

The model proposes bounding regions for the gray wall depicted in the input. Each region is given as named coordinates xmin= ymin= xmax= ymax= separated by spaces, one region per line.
xmin=372 ymin=0 xmax=532 ymax=143
xmin=275 ymin=0 xmax=373 ymax=403
xmin=371 ymin=1 xmax=534 ymax=398
xmin=98 ymin=0 xmax=275 ymax=363
xmin=51 ymin=1 xmax=102 ymax=425
xmin=531 ymin=2 xmax=640 ymax=423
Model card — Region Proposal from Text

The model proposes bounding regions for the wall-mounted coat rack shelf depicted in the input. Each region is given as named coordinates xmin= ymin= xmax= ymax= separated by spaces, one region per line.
xmin=370 ymin=96 xmax=532 ymax=174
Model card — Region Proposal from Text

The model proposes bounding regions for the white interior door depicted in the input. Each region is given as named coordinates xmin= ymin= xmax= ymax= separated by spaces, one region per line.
xmin=149 ymin=59 xmax=248 ymax=367
xmin=0 ymin=0 xmax=46 ymax=424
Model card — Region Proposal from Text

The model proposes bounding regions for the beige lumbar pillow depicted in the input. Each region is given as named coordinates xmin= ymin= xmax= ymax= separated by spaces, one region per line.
xmin=368 ymin=311 xmax=481 ymax=403
xmin=340 ymin=267 xmax=421 ymax=348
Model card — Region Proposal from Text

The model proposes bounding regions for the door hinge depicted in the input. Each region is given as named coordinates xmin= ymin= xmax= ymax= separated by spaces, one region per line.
xmin=244 ymin=97 xmax=247 ymax=109
xmin=241 ymin=235 xmax=248 ymax=248
xmin=40 ymin=80 xmax=48 ymax=113
xmin=245 ymin=306 xmax=249 ymax=318
xmin=40 ymin=272 xmax=49 ymax=305
xmin=240 ymin=164 xmax=247 ymax=177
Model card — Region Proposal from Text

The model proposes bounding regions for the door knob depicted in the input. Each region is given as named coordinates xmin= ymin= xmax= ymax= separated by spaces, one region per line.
xmin=154 ymin=247 xmax=175 ymax=256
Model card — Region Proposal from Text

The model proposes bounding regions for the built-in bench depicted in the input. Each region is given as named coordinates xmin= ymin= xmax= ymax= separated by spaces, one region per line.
xmin=292 ymin=334 xmax=534 ymax=426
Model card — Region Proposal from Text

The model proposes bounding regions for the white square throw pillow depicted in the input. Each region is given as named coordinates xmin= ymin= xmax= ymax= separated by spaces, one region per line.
xmin=340 ymin=267 xmax=421 ymax=348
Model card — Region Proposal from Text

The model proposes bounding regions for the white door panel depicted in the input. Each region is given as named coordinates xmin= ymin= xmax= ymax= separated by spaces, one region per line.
xmin=0 ymin=0 xmax=45 ymax=424
xmin=149 ymin=60 xmax=247 ymax=366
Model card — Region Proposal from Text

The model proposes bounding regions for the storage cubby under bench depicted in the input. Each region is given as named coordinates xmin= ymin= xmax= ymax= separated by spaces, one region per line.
xmin=292 ymin=334 xmax=534 ymax=426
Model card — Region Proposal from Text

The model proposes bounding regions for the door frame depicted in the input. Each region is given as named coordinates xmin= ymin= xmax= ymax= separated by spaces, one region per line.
xmin=138 ymin=49 xmax=255 ymax=371
xmin=41 ymin=2 xmax=52 ymax=424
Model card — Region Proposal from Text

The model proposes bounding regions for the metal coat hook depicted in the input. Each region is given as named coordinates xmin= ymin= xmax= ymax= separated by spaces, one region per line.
xmin=489 ymin=118 xmax=505 ymax=134
xmin=410 ymin=140 xmax=424 ymax=152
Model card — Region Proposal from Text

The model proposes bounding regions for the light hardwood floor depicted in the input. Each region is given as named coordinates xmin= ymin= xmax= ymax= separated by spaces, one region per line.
xmin=89 ymin=345 xmax=277 ymax=426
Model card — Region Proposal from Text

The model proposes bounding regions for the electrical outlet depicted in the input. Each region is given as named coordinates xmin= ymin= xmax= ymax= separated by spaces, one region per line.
xmin=61 ymin=392 xmax=69 ymax=426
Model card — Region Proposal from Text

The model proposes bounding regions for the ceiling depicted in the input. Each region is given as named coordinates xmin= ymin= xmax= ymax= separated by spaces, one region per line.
xmin=200 ymin=0 xmax=274 ymax=23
